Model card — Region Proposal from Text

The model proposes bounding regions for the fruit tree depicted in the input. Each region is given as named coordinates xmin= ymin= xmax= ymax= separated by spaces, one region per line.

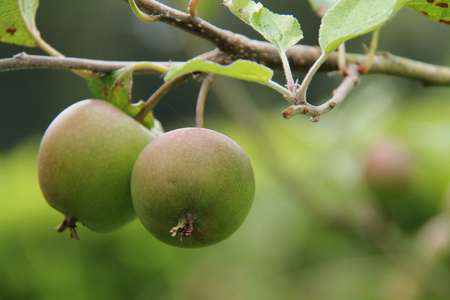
xmin=1 ymin=0 xmax=450 ymax=298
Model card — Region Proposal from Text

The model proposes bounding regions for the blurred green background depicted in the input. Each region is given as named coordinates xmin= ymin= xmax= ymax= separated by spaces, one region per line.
xmin=1 ymin=0 xmax=450 ymax=299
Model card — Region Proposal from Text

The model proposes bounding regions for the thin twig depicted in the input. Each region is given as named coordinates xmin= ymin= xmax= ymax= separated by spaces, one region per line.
xmin=3 ymin=1 xmax=445 ymax=87
xmin=28 ymin=18 xmax=97 ymax=79
xmin=121 ymin=0 xmax=450 ymax=87
xmin=368 ymin=52 xmax=450 ymax=86
xmin=0 ymin=52 xmax=174 ymax=74
xmin=283 ymin=64 xmax=361 ymax=121
xmin=126 ymin=0 xmax=236 ymax=51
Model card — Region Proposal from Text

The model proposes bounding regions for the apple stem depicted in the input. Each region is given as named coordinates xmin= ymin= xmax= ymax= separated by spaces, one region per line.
xmin=195 ymin=74 xmax=215 ymax=128
xmin=170 ymin=214 xmax=195 ymax=242
xmin=56 ymin=215 xmax=79 ymax=240
xmin=135 ymin=74 xmax=190 ymax=124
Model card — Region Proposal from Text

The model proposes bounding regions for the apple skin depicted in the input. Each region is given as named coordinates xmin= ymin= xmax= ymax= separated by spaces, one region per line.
xmin=131 ymin=127 xmax=255 ymax=248
xmin=38 ymin=99 xmax=157 ymax=235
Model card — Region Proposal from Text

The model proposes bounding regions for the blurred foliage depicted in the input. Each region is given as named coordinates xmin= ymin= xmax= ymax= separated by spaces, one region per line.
xmin=1 ymin=81 xmax=450 ymax=299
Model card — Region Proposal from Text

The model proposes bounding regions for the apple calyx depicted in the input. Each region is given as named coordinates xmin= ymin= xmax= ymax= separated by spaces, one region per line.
xmin=170 ymin=214 xmax=195 ymax=241
xmin=55 ymin=215 xmax=79 ymax=240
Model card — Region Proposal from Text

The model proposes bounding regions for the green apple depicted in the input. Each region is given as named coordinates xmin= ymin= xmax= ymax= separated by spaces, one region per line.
xmin=131 ymin=127 xmax=255 ymax=248
xmin=38 ymin=99 xmax=158 ymax=238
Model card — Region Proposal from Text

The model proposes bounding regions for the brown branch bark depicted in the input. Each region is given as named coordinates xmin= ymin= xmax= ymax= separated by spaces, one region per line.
xmin=1 ymin=0 xmax=449 ymax=87
xmin=0 ymin=52 xmax=173 ymax=74
xmin=2 ymin=48 xmax=449 ymax=87
xmin=123 ymin=0 xmax=450 ymax=86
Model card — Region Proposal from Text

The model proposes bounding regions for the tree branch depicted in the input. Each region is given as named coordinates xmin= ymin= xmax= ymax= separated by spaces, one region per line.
xmin=282 ymin=64 xmax=361 ymax=121
xmin=366 ymin=52 xmax=450 ymax=86
xmin=127 ymin=0 xmax=239 ymax=51
xmin=0 ymin=52 xmax=173 ymax=74
xmin=122 ymin=0 xmax=450 ymax=86
xmin=2 ymin=49 xmax=449 ymax=88
xmin=1 ymin=0 xmax=450 ymax=87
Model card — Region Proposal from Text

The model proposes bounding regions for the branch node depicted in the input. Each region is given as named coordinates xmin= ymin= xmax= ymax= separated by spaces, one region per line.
xmin=282 ymin=106 xmax=294 ymax=119
xmin=13 ymin=52 xmax=26 ymax=59
xmin=309 ymin=116 xmax=321 ymax=123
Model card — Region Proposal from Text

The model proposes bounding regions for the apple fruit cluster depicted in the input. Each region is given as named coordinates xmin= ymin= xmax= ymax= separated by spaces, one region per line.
xmin=37 ymin=100 xmax=255 ymax=248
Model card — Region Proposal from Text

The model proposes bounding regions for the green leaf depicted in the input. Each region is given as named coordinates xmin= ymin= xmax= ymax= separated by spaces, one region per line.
xmin=251 ymin=8 xmax=303 ymax=51
xmin=86 ymin=66 xmax=133 ymax=109
xmin=307 ymin=0 xmax=339 ymax=17
xmin=319 ymin=0 xmax=403 ymax=54
xmin=407 ymin=0 xmax=450 ymax=25
xmin=396 ymin=0 xmax=412 ymax=8
xmin=222 ymin=0 xmax=262 ymax=25
xmin=86 ymin=67 xmax=158 ymax=129
xmin=164 ymin=59 xmax=274 ymax=83
xmin=223 ymin=0 xmax=303 ymax=52
xmin=0 ymin=0 xmax=40 ymax=47
xmin=123 ymin=101 xmax=156 ymax=129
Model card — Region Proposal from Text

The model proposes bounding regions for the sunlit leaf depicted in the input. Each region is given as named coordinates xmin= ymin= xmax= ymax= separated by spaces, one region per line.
xmin=222 ymin=0 xmax=262 ymax=25
xmin=319 ymin=0 xmax=404 ymax=54
xmin=407 ymin=0 xmax=450 ymax=25
xmin=250 ymin=7 xmax=303 ymax=51
xmin=0 ymin=0 xmax=40 ymax=47
xmin=223 ymin=0 xmax=303 ymax=51
xmin=164 ymin=59 xmax=273 ymax=83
